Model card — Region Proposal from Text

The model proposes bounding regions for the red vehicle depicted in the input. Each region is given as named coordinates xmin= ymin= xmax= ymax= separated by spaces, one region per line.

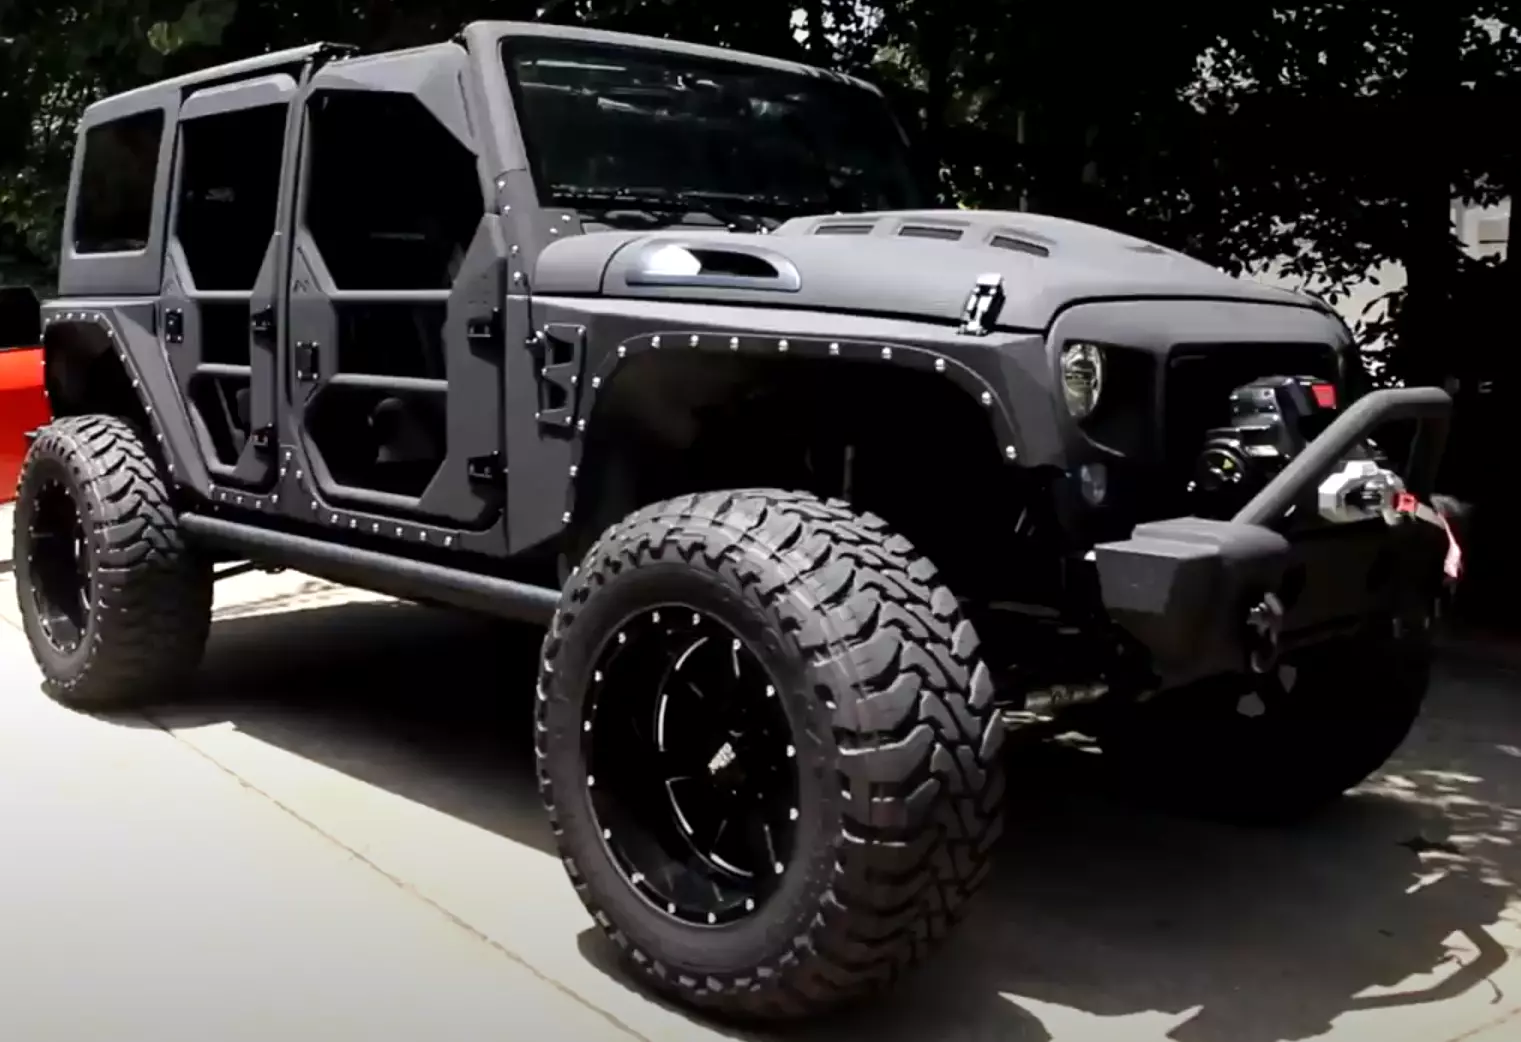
xmin=0 ymin=286 xmax=48 ymax=503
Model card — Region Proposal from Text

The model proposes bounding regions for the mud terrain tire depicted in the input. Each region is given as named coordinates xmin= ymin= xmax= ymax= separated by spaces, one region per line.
xmin=13 ymin=415 xmax=212 ymax=709
xmin=536 ymin=489 xmax=1006 ymax=1020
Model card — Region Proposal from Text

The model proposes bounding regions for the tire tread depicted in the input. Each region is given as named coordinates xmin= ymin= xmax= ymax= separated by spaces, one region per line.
xmin=536 ymin=488 xmax=1005 ymax=1019
xmin=15 ymin=414 xmax=211 ymax=708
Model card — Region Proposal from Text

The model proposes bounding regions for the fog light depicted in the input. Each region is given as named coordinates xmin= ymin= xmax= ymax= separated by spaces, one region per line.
xmin=1079 ymin=462 xmax=1108 ymax=506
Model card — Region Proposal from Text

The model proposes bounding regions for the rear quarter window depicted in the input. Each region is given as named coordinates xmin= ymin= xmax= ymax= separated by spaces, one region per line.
xmin=73 ymin=109 xmax=166 ymax=255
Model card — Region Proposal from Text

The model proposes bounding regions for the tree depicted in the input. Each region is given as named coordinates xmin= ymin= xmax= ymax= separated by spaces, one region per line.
xmin=0 ymin=1 xmax=240 ymax=281
xmin=1159 ymin=5 xmax=1518 ymax=382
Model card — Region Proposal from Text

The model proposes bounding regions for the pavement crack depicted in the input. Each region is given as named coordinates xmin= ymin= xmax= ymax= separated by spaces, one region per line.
xmin=143 ymin=707 xmax=653 ymax=1042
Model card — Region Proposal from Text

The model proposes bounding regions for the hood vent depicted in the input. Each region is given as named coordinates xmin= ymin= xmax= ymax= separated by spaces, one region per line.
xmin=814 ymin=221 xmax=874 ymax=235
xmin=899 ymin=224 xmax=963 ymax=240
xmin=990 ymin=234 xmax=1050 ymax=258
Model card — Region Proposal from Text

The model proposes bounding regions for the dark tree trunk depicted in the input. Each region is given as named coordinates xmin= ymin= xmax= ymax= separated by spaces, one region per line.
xmin=1397 ymin=7 xmax=1464 ymax=389
xmin=802 ymin=0 xmax=831 ymax=66
xmin=917 ymin=22 xmax=953 ymax=202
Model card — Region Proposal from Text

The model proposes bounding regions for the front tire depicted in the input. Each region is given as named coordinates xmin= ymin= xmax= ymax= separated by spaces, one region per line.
xmin=1099 ymin=628 xmax=1430 ymax=823
xmin=536 ymin=490 xmax=1006 ymax=1020
xmin=13 ymin=415 xmax=213 ymax=709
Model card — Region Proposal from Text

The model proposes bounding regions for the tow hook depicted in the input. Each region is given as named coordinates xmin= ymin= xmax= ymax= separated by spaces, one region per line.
xmin=1318 ymin=459 xmax=1407 ymax=525
xmin=1245 ymin=591 xmax=1285 ymax=674
xmin=1317 ymin=460 xmax=1465 ymax=584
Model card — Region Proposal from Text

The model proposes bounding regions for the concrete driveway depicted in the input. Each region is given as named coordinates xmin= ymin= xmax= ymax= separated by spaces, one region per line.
xmin=2 ymin=503 xmax=1521 ymax=1042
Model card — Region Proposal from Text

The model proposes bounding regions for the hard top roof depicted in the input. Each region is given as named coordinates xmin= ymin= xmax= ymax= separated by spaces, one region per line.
xmin=79 ymin=21 xmax=877 ymax=125
xmin=468 ymin=20 xmax=876 ymax=92
xmin=79 ymin=41 xmax=353 ymax=123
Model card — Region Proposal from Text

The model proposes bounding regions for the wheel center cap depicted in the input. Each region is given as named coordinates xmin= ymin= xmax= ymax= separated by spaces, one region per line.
xmin=707 ymin=740 xmax=738 ymax=776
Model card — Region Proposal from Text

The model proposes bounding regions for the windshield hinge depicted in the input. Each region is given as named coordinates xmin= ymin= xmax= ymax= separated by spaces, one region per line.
xmin=959 ymin=273 xmax=1005 ymax=337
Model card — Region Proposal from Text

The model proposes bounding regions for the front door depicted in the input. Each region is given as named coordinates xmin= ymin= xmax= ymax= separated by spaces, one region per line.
xmin=280 ymin=53 xmax=506 ymax=532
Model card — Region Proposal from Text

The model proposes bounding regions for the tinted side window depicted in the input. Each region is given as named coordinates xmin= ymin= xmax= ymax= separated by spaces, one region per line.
xmin=74 ymin=109 xmax=166 ymax=254
xmin=176 ymin=105 xmax=288 ymax=290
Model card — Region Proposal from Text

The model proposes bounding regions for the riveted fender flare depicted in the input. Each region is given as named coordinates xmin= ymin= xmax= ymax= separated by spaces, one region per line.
xmin=41 ymin=306 xmax=211 ymax=496
xmin=558 ymin=328 xmax=1026 ymax=529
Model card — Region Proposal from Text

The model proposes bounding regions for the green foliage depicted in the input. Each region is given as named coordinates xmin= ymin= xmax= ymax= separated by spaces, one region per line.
xmin=0 ymin=0 xmax=1515 ymax=392
xmin=0 ymin=1 xmax=239 ymax=280
xmin=0 ymin=0 xmax=1513 ymax=603
xmin=146 ymin=0 xmax=239 ymax=56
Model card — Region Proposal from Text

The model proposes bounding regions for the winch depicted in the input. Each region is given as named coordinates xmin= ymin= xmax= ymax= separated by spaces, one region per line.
xmin=1189 ymin=374 xmax=1340 ymax=518
xmin=1187 ymin=373 xmax=1463 ymax=581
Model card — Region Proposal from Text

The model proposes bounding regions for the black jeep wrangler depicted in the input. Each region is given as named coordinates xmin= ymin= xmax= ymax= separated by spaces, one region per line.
xmin=13 ymin=21 xmax=1455 ymax=1021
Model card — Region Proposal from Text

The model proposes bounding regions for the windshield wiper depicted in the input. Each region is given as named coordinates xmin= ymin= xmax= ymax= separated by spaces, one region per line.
xmin=551 ymin=184 xmax=779 ymax=232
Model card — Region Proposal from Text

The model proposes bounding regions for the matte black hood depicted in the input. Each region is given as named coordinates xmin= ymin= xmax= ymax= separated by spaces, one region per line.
xmin=533 ymin=208 xmax=1313 ymax=332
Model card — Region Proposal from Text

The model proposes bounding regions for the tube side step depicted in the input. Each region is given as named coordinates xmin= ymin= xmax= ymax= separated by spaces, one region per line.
xmin=180 ymin=513 xmax=562 ymax=625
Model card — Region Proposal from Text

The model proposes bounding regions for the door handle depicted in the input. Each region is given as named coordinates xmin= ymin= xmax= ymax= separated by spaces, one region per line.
xmin=250 ymin=306 xmax=275 ymax=341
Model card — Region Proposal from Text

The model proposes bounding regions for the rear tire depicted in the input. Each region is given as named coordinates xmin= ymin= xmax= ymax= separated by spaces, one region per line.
xmin=536 ymin=489 xmax=1006 ymax=1020
xmin=13 ymin=415 xmax=212 ymax=709
xmin=1099 ymin=628 xmax=1430 ymax=823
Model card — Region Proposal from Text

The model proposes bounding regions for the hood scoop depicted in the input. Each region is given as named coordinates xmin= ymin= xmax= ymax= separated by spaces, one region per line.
xmin=627 ymin=241 xmax=801 ymax=293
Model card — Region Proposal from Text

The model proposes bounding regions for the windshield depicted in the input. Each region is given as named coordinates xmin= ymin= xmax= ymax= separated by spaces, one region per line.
xmin=502 ymin=37 xmax=926 ymax=229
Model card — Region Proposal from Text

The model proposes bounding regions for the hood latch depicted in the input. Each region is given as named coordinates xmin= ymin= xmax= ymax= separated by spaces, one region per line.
xmin=959 ymin=273 xmax=1005 ymax=336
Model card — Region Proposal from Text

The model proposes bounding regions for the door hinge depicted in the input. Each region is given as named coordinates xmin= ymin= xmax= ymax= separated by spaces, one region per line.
xmin=163 ymin=307 xmax=184 ymax=344
xmin=466 ymin=451 xmax=505 ymax=485
xmin=250 ymin=425 xmax=275 ymax=454
xmin=250 ymin=306 xmax=275 ymax=339
xmin=294 ymin=341 xmax=320 ymax=382
xmin=958 ymin=273 xmax=1005 ymax=337
xmin=531 ymin=324 xmax=586 ymax=430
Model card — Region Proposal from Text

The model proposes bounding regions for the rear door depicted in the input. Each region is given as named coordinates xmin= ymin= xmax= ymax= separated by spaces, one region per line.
xmin=158 ymin=75 xmax=297 ymax=492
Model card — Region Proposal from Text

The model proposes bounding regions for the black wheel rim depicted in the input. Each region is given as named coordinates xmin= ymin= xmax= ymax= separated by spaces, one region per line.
xmin=582 ymin=607 xmax=801 ymax=926
xmin=25 ymin=477 xmax=92 ymax=653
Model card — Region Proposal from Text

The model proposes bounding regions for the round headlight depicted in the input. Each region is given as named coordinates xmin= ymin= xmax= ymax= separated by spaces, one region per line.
xmin=1060 ymin=342 xmax=1105 ymax=419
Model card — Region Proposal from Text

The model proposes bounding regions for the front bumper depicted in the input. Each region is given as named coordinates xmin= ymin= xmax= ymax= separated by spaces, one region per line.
xmin=1092 ymin=387 xmax=1453 ymax=687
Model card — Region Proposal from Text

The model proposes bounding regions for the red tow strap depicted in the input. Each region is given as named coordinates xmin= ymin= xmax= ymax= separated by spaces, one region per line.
xmin=1395 ymin=493 xmax=1464 ymax=582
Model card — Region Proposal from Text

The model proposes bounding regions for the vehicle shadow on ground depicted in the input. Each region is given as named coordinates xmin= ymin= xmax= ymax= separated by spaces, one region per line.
xmin=143 ymin=593 xmax=1521 ymax=1042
